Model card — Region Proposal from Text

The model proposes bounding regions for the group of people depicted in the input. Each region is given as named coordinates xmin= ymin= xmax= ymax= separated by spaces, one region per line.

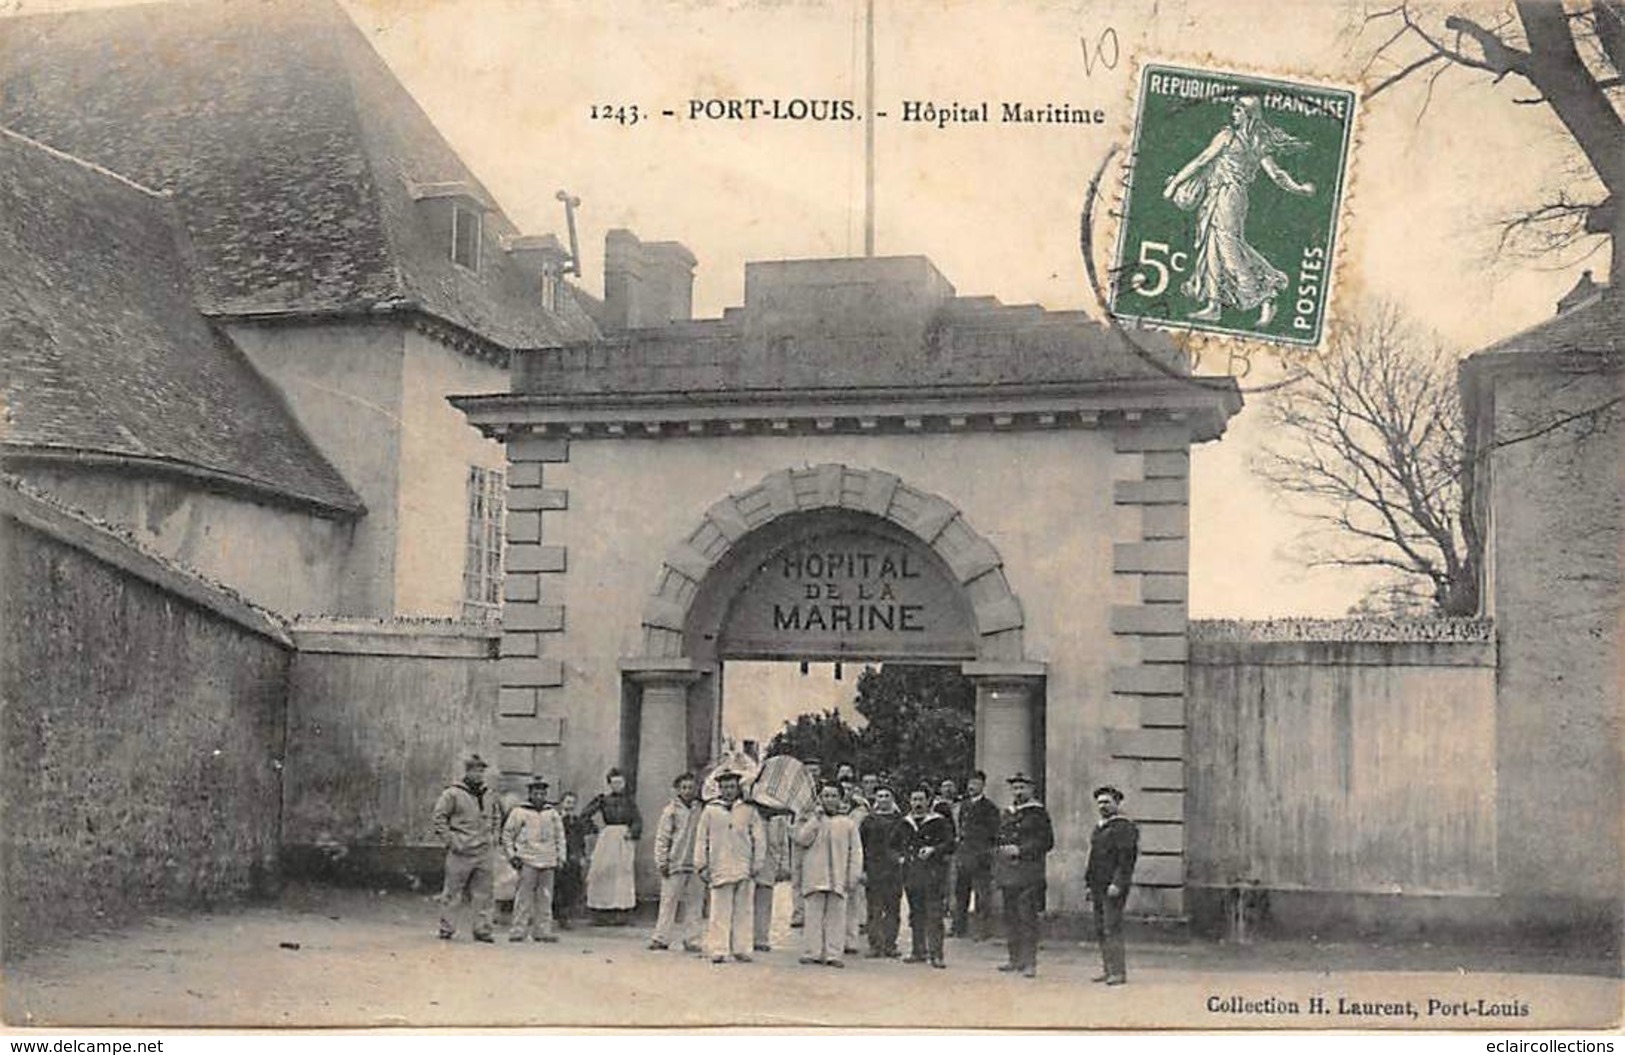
xmin=433 ymin=752 xmax=1142 ymax=985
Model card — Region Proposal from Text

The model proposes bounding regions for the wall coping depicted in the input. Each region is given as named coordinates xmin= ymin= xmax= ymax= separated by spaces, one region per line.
xmin=453 ymin=377 xmax=1239 ymax=444
xmin=1 ymin=474 xmax=293 ymax=647
xmin=1190 ymin=617 xmax=1494 ymax=644
xmin=289 ymin=616 xmax=499 ymax=658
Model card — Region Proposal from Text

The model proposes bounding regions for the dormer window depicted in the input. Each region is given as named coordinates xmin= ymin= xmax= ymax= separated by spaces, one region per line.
xmin=405 ymin=180 xmax=492 ymax=274
xmin=451 ymin=203 xmax=481 ymax=271
xmin=540 ymin=266 xmax=559 ymax=312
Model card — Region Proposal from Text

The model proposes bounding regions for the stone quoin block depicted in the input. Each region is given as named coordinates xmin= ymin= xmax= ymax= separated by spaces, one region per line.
xmin=500 ymin=657 xmax=564 ymax=688
xmin=504 ymin=573 xmax=540 ymax=603
xmin=1142 ymin=451 xmax=1191 ymax=479
xmin=1110 ymin=604 xmax=1187 ymax=636
xmin=498 ymin=745 xmax=536 ymax=775
xmin=1107 ymin=727 xmax=1184 ymax=760
xmin=507 ymin=462 xmax=543 ymax=488
xmin=506 ymin=510 xmax=541 ymax=543
xmin=504 ymin=604 xmax=565 ymax=633
xmin=1110 ymin=664 xmax=1186 ymax=696
xmin=1139 ymin=505 xmax=1189 ymax=540
xmin=1138 ymin=822 xmax=1186 ymax=854
xmin=1138 ymin=760 xmax=1186 ymax=791
xmin=509 ymin=435 xmax=570 ymax=462
xmin=1139 ymin=696 xmax=1188 ymax=728
xmin=498 ymin=715 xmax=565 ymax=746
xmin=507 ymin=488 xmax=567 ymax=512
xmin=1113 ymin=540 xmax=1189 ymax=574
xmin=498 ymin=687 xmax=538 ymax=717
xmin=1135 ymin=853 xmax=1186 ymax=886
xmin=1135 ymin=791 xmax=1186 ymax=823
xmin=1113 ymin=479 xmax=1189 ymax=506
xmin=1138 ymin=635 xmax=1189 ymax=663
xmin=1114 ymin=426 xmax=1190 ymax=453
xmin=501 ymin=632 xmax=539 ymax=658
xmin=1141 ymin=574 xmax=1188 ymax=603
xmin=506 ymin=544 xmax=567 ymax=573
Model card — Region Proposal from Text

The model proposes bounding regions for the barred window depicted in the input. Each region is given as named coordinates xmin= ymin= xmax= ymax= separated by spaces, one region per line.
xmin=462 ymin=465 xmax=504 ymax=620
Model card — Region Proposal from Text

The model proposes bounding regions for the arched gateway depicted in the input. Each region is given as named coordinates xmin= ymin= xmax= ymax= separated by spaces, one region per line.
xmin=456 ymin=252 xmax=1240 ymax=916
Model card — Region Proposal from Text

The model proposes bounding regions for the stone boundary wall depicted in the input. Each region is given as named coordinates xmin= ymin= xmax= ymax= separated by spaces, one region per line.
xmin=280 ymin=618 xmax=499 ymax=887
xmin=1185 ymin=618 xmax=1499 ymax=938
xmin=1 ymin=481 xmax=291 ymax=958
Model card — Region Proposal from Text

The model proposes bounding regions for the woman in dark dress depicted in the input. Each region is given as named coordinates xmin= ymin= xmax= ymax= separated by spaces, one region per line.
xmin=581 ymin=768 xmax=643 ymax=924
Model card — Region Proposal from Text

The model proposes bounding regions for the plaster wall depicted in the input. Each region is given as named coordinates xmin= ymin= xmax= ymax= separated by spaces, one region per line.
xmin=1486 ymin=365 xmax=1623 ymax=921
xmin=395 ymin=330 xmax=508 ymax=617
xmin=226 ymin=321 xmax=406 ymax=616
xmin=17 ymin=467 xmax=349 ymax=616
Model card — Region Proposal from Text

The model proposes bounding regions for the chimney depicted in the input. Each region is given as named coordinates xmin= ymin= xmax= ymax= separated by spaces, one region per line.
xmin=1556 ymin=270 xmax=1601 ymax=315
xmin=603 ymin=229 xmax=697 ymax=330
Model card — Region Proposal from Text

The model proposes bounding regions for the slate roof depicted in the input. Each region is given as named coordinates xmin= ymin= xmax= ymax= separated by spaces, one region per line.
xmin=1467 ymin=292 xmax=1622 ymax=363
xmin=0 ymin=129 xmax=363 ymax=515
xmin=0 ymin=0 xmax=598 ymax=351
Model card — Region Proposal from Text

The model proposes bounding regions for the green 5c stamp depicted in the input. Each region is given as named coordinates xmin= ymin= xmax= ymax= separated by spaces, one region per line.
xmin=1111 ymin=64 xmax=1356 ymax=347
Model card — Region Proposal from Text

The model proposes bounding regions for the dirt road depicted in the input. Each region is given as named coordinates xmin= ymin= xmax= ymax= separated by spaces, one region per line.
xmin=3 ymin=886 xmax=1618 ymax=1031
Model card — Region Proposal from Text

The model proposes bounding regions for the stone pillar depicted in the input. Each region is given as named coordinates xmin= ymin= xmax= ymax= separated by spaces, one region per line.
xmin=625 ymin=663 xmax=702 ymax=896
xmin=964 ymin=663 xmax=1045 ymax=788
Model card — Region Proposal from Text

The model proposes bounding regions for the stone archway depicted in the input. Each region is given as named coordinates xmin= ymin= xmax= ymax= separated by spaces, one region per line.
xmin=636 ymin=464 xmax=1026 ymax=663
xmin=622 ymin=466 xmax=1045 ymax=878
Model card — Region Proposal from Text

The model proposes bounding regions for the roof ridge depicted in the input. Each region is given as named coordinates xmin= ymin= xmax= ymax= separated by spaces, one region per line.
xmin=0 ymin=125 xmax=168 ymax=199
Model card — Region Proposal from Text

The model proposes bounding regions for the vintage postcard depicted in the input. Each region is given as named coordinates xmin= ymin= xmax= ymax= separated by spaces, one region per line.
xmin=0 ymin=0 xmax=1620 ymax=1038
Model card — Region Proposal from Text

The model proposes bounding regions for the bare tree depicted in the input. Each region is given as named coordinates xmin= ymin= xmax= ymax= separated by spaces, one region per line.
xmin=1255 ymin=303 xmax=1479 ymax=615
xmin=1362 ymin=0 xmax=1625 ymax=282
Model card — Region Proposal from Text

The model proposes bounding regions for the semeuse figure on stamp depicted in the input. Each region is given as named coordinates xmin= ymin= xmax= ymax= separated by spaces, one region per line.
xmin=501 ymin=774 xmax=566 ymax=943
xmin=1162 ymin=95 xmax=1315 ymax=326
xmin=1085 ymin=785 xmax=1141 ymax=985
xmin=993 ymin=772 xmax=1054 ymax=978
xmin=431 ymin=753 xmax=502 ymax=942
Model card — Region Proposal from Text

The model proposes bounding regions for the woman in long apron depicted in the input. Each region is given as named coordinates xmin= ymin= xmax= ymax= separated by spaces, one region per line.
xmin=582 ymin=768 xmax=642 ymax=923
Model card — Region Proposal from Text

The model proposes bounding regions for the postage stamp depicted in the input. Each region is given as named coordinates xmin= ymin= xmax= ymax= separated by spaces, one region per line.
xmin=1110 ymin=63 xmax=1357 ymax=348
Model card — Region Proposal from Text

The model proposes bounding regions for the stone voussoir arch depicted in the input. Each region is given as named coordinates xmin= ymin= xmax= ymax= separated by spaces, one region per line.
xmin=638 ymin=464 xmax=1025 ymax=662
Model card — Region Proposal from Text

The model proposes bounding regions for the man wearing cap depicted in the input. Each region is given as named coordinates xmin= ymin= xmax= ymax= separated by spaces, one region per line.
xmin=693 ymin=767 xmax=765 ymax=964
xmin=951 ymin=770 xmax=1002 ymax=941
xmin=432 ymin=753 xmax=503 ymax=942
xmin=859 ymin=784 xmax=906 ymax=958
xmin=895 ymin=786 xmax=955 ymax=968
xmin=1085 ymin=785 xmax=1139 ymax=985
xmin=794 ymin=782 xmax=864 ymax=968
xmin=501 ymin=775 xmax=566 ymax=943
xmin=994 ymin=772 xmax=1054 ymax=978
xmin=649 ymin=772 xmax=704 ymax=952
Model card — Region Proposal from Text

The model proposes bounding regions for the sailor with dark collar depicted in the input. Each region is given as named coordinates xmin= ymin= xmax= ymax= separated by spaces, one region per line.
xmin=1084 ymin=784 xmax=1140 ymax=985
xmin=992 ymin=772 xmax=1054 ymax=978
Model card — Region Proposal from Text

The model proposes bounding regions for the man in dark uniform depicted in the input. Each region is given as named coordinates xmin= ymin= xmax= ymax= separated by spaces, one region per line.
xmin=993 ymin=772 xmax=1054 ymax=978
xmin=894 ymin=786 xmax=955 ymax=968
xmin=859 ymin=784 xmax=906 ymax=958
xmin=950 ymin=770 xmax=1001 ymax=940
xmin=1084 ymin=785 xmax=1139 ymax=985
